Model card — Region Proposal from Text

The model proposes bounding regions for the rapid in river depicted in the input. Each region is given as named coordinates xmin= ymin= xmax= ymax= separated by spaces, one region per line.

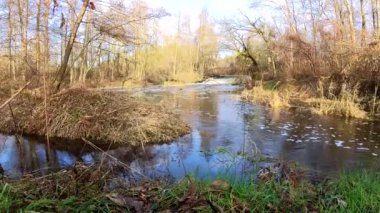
xmin=1 ymin=77 xmax=379 ymax=181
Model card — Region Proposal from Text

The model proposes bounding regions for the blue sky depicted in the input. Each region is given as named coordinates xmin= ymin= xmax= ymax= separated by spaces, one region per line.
xmin=147 ymin=0 xmax=254 ymax=35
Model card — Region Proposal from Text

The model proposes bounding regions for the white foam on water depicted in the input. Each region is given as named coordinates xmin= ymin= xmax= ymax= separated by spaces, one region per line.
xmin=357 ymin=147 xmax=370 ymax=151
xmin=335 ymin=140 xmax=344 ymax=147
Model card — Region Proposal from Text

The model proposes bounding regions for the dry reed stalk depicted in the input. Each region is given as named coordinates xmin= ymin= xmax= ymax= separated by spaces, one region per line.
xmin=82 ymin=138 xmax=149 ymax=179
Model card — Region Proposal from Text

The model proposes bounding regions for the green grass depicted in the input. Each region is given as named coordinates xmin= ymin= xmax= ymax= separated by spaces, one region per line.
xmin=0 ymin=170 xmax=379 ymax=212
xmin=318 ymin=171 xmax=380 ymax=212
xmin=158 ymin=176 xmax=317 ymax=212
xmin=0 ymin=182 xmax=116 ymax=212
xmin=158 ymin=171 xmax=380 ymax=212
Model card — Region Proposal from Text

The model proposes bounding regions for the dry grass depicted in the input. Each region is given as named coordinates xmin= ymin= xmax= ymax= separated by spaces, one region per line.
xmin=242 ymin=82 xmax=368 ymax=119
xmin=0 ymin=88 xmax=191 ymax=146
xmin=242 ymin=85 xmax=290 ymax=108
xmin=306 ymin=93 xmax=367 ymax=119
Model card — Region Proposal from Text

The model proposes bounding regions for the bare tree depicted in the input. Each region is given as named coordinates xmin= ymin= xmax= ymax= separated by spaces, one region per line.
xmin=16 ymin=0 xmax=29 ymax=80
xmin=54 ymin=0 xmax=91 ymax=91
xmin=6 ymin=0 xmax=15 ymax=80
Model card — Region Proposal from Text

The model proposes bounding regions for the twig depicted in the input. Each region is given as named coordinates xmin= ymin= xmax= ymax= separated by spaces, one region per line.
xmin=0 ymin=82 xmax=31 ymax=110
xmin=81 ymin=138 xmax=150 ymax=179
xmin=8 ymin=103 xmax=18 ymax=131
xmin=8 ymin=104 xmax=22 ymax=144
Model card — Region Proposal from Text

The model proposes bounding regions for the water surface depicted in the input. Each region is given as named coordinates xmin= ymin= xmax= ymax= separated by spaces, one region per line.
xmin=1 ymin=80 xmax=379 ymax=180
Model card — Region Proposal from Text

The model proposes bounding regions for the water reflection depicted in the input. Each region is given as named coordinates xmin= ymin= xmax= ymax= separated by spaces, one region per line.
xmin=0 ymin=82 xmax=379 ymax=180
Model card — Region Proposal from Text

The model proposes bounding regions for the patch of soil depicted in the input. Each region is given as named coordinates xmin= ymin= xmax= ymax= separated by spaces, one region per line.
xmin=0 ymin=88 xmax=191 ymax=146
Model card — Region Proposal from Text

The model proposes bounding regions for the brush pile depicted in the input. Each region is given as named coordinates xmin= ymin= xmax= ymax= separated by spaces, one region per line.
xmin=0 ymin=88 xmax=191 ymax=146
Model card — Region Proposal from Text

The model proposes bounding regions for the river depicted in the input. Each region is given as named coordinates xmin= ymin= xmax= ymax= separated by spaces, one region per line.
xmin=1 ymin=78 xmax=379 ymax=181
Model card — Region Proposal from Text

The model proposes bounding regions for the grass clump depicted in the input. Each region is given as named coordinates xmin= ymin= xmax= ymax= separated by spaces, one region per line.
xmin=242 ymin=81 xmax=369 ymax=119
xmin=319 ymin=171 xmax=380 ymax=212
xmin=306 ymin=93 xmax=367 ymax=119
xmin=0 ymin=88 xmax=191 ymax=146
xmin=0 ymin=164 xmax=123 ymax=212
xmin=242 ymin=83 xmax=290 ymax=108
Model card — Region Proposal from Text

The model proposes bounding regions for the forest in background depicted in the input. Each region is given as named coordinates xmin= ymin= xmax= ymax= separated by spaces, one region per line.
xmin=0 ymin=0 xmax=219 ymax=89
xmin=1 ymin=1 xmax=380 ymax=211
xmin=220 ymin=0 xmax=380 ymax=116
xmin=0 ymin=0 xmax=379 ymax=114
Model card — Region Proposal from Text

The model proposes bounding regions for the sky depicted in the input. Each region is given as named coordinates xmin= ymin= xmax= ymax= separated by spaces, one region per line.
xmin=146 ymin=0 xmax=255 ymax=35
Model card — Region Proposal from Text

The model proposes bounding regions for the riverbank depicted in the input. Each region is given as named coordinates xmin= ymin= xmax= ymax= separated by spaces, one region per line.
xmin=0 ymin=87 xmax=191 ymax=146
xmin=1 ymin=163 xmax=379 ymax=212
xmin=242 ymin=80 xmax=377 ymax=119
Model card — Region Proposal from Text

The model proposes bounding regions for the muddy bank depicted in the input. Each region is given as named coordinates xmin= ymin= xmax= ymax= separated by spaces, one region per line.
xmin=0 ymin=88 xmax=191 ymax=146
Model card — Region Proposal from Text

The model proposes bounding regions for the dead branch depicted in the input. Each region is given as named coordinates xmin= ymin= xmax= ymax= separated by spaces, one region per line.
xmin=0 ymin=82 xmax=31 ymax=110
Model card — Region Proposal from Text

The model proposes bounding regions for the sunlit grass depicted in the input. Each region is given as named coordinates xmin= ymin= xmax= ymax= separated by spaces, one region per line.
xmin=243 ymin=81 xmax=368 ymax=119
xmin=306 ymin=93 xmax=367 ymax=119
xmin=242 ymin=84 xmax=290 ymax=108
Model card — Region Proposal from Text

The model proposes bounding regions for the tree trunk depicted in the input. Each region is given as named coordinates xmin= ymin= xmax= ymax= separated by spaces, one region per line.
xmin=80 ymin=11 xmax=92 ymax=83
xmin=43 ymin=0 xmax=51 ymax=74
xmin=334 ymin=0 xmax=345 ymax=40
xmin=377 ymin=0 xmax=380 ymax=37
xmin=371 ymin=0 xmax=378 ymax=38
xmin=6 ymin=0 xmax=15 ymax=80
xmin=345 ymin=0 xmax=356 ymax=44
xmin=36 ymin=0 xmax=42 ymax=72
xmin=308 ymin=0 xmax=317 ymax=47
xmin=17 ymin=0 xmax=29 ymax=80
xmin=361 ymin=0 xmax=368 ymax=46
xmin=54 ymin=0 xmax=90 ymax=91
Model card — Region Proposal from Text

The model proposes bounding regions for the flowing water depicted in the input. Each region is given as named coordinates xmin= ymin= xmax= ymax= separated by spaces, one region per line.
xmin=1 ymin=78 xmax=380 ymax=180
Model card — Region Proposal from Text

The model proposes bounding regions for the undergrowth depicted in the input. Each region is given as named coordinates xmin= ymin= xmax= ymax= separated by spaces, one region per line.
xmin=1 ymin=164 xmax=379 ymax=212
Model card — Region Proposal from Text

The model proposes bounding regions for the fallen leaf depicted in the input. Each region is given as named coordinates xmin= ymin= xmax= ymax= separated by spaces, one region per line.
xmin=106 ymin=193 xmax=144 ymax=212
xmin=210 ymin=179 xmax=230 ymax=191
xmin=337 ymin=198 xmax=347 ymax=208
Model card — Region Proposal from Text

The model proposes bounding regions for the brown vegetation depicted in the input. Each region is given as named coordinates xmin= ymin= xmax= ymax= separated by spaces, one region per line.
xmin=0 ymin=88 xmax=191 ymax=146
xmin=221 ymin=1 xmax=380 ymax=117
xmin=242 ymin=85 xmax=291 ymax=109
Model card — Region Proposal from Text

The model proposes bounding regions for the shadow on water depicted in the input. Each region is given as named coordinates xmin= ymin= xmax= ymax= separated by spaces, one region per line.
xmin=1 ymin=79 xmax=380 ymax=180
